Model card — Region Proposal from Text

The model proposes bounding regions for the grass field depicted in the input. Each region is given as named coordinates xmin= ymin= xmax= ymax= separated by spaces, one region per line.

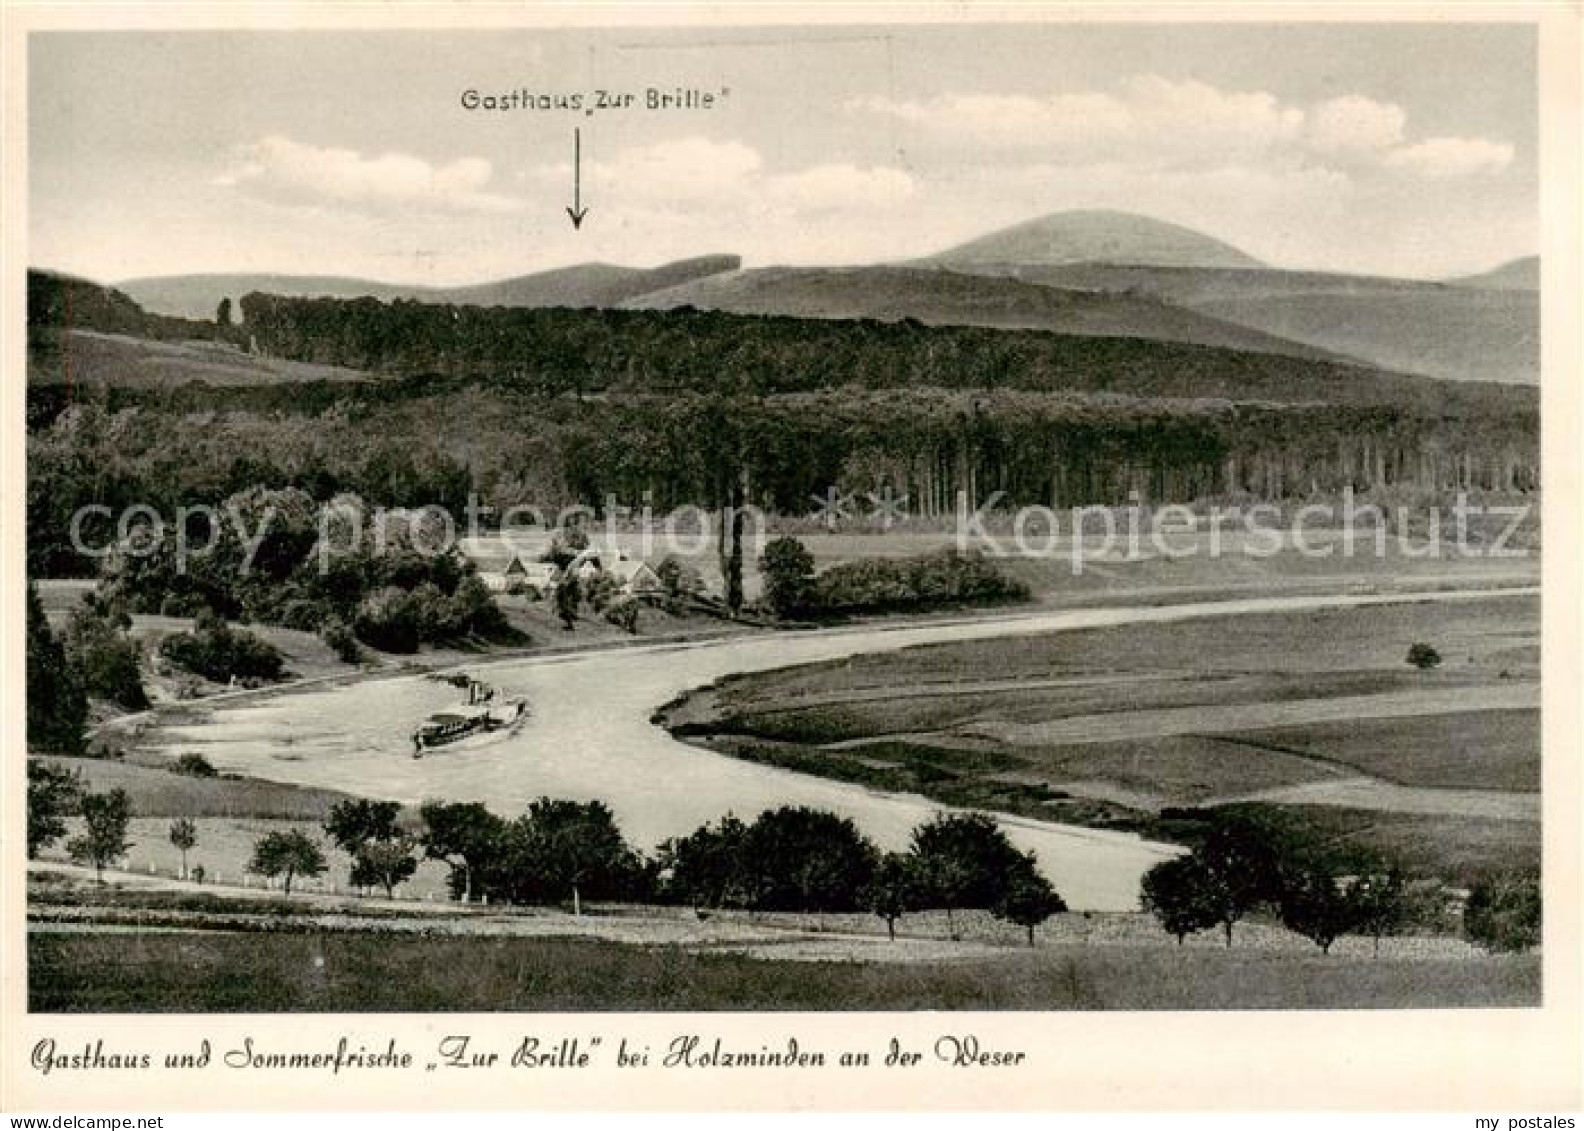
xmin=32 ymin=755 xmax=362 ymax=820
xmin=28 ymin=931 xmax=1539 ymax=1011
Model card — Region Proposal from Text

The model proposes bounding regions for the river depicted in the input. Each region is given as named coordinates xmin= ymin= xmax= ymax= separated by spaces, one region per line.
xmin=153 ymin=586 xmax=1534 ymax=909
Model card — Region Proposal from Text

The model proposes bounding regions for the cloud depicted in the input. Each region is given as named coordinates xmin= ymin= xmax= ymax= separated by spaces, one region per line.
xmin=1384 ymin=136 xmax=1515 ymax=177
xmin=217 ymin=135 xmax=521 ymax=214
xmin=1305 ymin=95 xmax=1406 ymax=155
xmin=848 ymin=77 xmax=1513 ymax=180
xmin=764 ymin=164 xmax=915 ymax=211
xmin=572 ymin=137 xmax=763 ymax=206
xmin=850 ymin=78 xmax=1302 ymax=169
xmin=540 ymin=136 xmax=914 ymax=214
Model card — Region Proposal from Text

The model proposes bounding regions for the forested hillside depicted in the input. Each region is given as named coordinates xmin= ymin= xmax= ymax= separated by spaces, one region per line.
xmin=27 ymin=274 xmax=1538 ymax=580
xmin=233 ymin=290 xmax=1514 ymax=412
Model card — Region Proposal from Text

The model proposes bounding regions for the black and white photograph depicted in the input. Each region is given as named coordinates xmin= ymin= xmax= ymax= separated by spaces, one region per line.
xmin=4 ymin=2 xmax=1580 ymax=1115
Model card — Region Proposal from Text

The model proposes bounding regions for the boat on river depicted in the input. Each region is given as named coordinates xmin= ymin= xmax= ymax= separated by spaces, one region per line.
xmin=412 ymin=679 xmax=528 ymax=757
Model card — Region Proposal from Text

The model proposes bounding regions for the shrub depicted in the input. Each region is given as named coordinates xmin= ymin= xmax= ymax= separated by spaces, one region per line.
xmin=277 ymin=599 xmax=326 ymax=633
xmin=602 ymin=597 xmax=640 ymax=634
xmin=63 ymin=605 xmax=148 ymax=710
xmin=760 ymin=537 xmax=816 ymax=618
xmin=159 ymin=617 xmax=284 ymax=683
xmin=158 ymin=592 xmax=211 ymax=619
xmin=321 ymin=617 xmax=363 ymax=664
xmin=582 ymin=570 xmax=620 ymax=613
xmin=1464 ymin=873 xmax=1541 ymax=953
xmin=808 ymin=549 xmax=1028 ymax=616
xmin=1406 ymin=642 xmax=1442 ymax=670
xmin=448 ymin=574 xmax=513 ymax=639
xmin=353 ymin=587 xmax=421 ymax=653
xmin=172 ymin=752 xmax=218 ymax=778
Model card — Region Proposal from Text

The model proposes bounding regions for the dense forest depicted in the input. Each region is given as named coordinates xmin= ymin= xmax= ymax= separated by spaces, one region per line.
xmin=26 ymin=276 xmax=1539 ymax=579
xmin=233 ymin=289 xmax=1526 ymax=412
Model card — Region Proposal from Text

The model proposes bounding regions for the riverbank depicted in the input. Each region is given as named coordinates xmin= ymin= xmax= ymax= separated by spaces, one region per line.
xmin=658 ymin=590 xmax=1540 ymax=886
xmin=101 ymin=583 xmax=1534 ymax=913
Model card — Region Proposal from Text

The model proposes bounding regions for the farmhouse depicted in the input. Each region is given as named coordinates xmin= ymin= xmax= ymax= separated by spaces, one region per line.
xmin=566 ymin=546 xmax=665 ymax=596
xmin=459 ymin=535 xmax=560 ymax=595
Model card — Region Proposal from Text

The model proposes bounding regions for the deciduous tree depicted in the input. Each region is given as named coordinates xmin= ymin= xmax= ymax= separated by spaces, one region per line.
xmin=68 ymin=788 xmax=132 ymax=884
xmin=1139 ymin=855 xmax=1220 ymax=945
xmin=169 ymin=817 xmax=198 ymax=880
xmin=248 ymin=829 xmax=327 ymax=895
xmin=992 ymin=854 xmax=1067 ymax=945
xmin=27 ymin=759 xmax=82 ymax=859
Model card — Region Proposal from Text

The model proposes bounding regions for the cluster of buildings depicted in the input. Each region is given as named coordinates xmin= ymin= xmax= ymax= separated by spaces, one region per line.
xmin=459 ymin=534 xmax=666 ymax=599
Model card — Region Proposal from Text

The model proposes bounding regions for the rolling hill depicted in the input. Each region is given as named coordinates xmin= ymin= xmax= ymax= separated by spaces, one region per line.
xmin=1448 ymin=256 xmax=1539 ymax=291
xmin=624 ymin=264 xmax=1341 ymax=361
xmin=119 ymin=254 xmax=741 ymax=320
xmin=1187 ymin=288 xmax=1538 ymax=385
xmin=924 ymin=213 xmax=1538 ymax=385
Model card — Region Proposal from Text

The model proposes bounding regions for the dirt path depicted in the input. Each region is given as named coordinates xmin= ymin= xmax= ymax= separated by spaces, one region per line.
xmin=28 ymin=863 xmax=1003 ymax=964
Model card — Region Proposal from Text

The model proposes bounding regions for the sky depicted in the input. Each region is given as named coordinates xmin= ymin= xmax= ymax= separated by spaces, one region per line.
xmin=29 ymin=23 xmax=1538 ymax=284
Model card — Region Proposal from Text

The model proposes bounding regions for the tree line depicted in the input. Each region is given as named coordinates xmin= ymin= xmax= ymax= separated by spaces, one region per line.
xmin=232 ymin=288 xmax=1523 ymax=414
xmin=27 ymin=385 xmax=1537 ymax=579
xmin=1138 ymin=810 xmax=1541 ymax=955
xmin=27 ymin=767 xmax=1539 ymax=953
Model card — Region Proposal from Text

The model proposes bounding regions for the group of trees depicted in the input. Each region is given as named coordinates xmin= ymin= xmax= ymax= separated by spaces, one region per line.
xmin=29 ymin=760 xmax=203 ymax=882
xmin=547 ymin=569 xmax=643 ymax=634
xmin=25 ymin=762 xmax=133 ymax=884
xmin=27 ymin=583 xmax=152 ymax=756
xmin=1140 ymin=814 xmax=1410 ymax=953
xmin=758 ymin=539 xmax=1029 ymax=620
xmin=25 ymin=767 xmax=1541 ymax=954
xmin=236 ymin=798 xmax=1065 ymax=941
xmin=27 ymin=586 xmax=89 ymax=754
xmin=1139 ymin=812 xmax=1543 ymax=956
xmin=240 ymin=797 xmax=648 ymax=908
xmin=158 ymin=609 xmax=285 ymax=685
xmin=95 ymin=485 xmax=515 ymax=656
xmin=661 ymin=808 xmax=1065 ymax=943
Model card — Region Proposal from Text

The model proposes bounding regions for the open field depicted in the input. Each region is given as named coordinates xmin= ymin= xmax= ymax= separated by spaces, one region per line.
xmin=28 ymin=329 xmax=372 ymax=387
xmin=665 ymin=594 xmax=1539 ymax=881
xmin=29 ymin=930 xmax=1538 ymax=1011
xmin=31 ymin=755 xmax=362 ymax=820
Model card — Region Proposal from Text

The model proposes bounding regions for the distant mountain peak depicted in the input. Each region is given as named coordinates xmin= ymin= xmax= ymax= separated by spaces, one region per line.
xmin=929 ymin=209 xmax=1264 ymax=271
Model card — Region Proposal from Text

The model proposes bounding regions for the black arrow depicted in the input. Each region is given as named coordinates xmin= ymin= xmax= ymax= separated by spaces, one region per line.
xmin=566 ymin=128 xmax=588 ymax=229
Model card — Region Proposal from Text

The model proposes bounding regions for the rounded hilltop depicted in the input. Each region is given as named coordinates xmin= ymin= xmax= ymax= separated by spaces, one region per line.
xmin=929 ymin=209 xmax=1265 ymax=270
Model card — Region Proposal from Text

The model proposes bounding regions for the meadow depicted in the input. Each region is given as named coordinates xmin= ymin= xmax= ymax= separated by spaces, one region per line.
xmin=665 ymin=594 xmax=1540 ymax=883
xmin=28 ymin=931 xmax=1539 ymax=1012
